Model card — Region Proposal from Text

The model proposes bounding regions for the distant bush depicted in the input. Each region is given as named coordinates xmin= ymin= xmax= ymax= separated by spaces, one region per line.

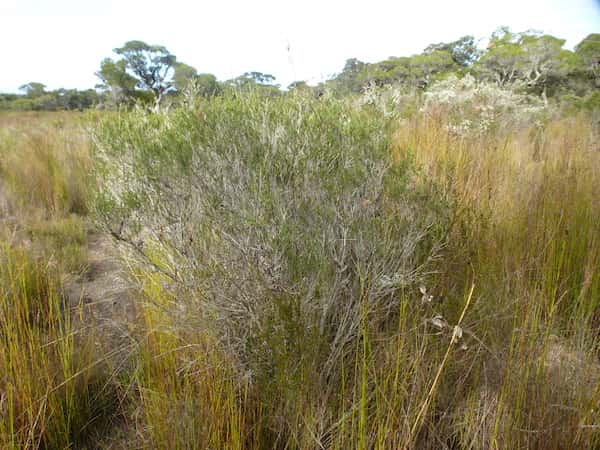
xmin=353 ymin=75 xmax=552 ymax=137
xmin=421 ymin=75 xmax=548 ymax=134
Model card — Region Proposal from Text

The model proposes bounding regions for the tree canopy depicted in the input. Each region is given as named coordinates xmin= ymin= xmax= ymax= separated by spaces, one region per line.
xmin=95 ymin=40 xmax=182 ymax=109
xmin=19 ymin=82 xmax=47 ymax=98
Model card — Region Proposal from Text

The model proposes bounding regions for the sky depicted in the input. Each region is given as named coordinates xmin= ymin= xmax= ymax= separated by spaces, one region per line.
xmin=0 ymin=0 xmax=599 ymax=93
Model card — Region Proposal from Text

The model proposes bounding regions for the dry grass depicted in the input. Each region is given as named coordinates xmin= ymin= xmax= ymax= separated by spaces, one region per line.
xmin=393 ymin=111 xmax=600 ymax=448
xmin=0 ymin=244 xmax=122 ymax=449
xmin=0 ymin=112 xmax=125 ymax=449
xmin=0 ymin=111 xmax=92 ymax=218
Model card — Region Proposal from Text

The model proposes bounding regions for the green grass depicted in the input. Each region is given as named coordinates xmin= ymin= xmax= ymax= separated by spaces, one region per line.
xmin=25 ymin=215 xmax=89 ymax=274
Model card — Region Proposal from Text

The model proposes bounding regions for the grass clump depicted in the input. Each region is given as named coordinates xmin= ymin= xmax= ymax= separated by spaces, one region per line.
xmin=0 ymin=244 xmax=120 ymax=449
xmin=0 ymin=112 xmax=92 ymax=218
xmin=25 ymin=215 xmax=89 ymax=273
xmin=393 ymin=105 xmax=600 ymax=448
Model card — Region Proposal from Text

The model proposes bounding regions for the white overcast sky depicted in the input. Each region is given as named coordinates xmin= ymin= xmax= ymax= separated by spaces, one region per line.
xmin=0 ymin=0 xmax=599 ymax=92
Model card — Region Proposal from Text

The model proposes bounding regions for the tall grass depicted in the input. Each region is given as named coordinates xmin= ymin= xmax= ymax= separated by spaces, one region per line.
xmin=131 ymin=271 xmax=248 ymax=449
xmin=0 ymin=112 xmax=124 ymax=449
xmin=394 ymin=110 xmax=600 ymax=448
xmin=0 ymin=112 xmax=92 ymax=218
xmin=0 ymin=245 xmax=120 ymax=449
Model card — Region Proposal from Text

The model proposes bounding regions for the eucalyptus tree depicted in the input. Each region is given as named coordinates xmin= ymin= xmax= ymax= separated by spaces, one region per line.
xmin=575 ymin=34 xmax=600 ymax=85
xmin=97 ymin=40 xmax=189 ymax=109
xmin=476 ymin=28 xmax=526 ymax=86
xmin=19 ymin=82 xmax=47 ymax=98
xmin=115 ymin=41 xmax=178 ymax=109
xmin=424 ymin=35 xmax=481 ymax=67
xmin=95 ymin=58 xmax=138 ymax=106
xmin=173 ymin=62 xmax=198 ymax=91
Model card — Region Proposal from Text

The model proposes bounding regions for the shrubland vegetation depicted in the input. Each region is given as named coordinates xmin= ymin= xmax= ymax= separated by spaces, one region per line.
xmin=0 ymin=27 xmax=599 ymax=449
xmin=2 ymin=28 xmax=599 ymax=112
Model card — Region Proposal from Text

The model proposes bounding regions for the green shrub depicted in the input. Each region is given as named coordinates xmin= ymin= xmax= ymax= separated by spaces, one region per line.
xmin=92 ymin=91 xmax=451 ymax=444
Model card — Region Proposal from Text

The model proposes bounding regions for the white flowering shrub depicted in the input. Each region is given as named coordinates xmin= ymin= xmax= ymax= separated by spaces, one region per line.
xmin=422 ymin=75 xmax=548 ymax=136
xmin=356 ymin=83 xmax=420 ymax=119
xmin=354 ymin=75 xmax=549 ymax=136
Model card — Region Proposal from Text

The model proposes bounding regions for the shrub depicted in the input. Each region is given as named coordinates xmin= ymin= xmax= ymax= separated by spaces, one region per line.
xmin=92 ymin=91 xmax=451 ymax=443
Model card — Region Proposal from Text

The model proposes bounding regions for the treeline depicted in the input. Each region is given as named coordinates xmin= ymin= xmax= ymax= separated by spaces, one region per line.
xmin=0 ymin=83 xmax=101 ymax=111
xmin=328 ymin=30 xmax=599 ymax=98
xmin=2 ymin=28 xmax=598 ymax=112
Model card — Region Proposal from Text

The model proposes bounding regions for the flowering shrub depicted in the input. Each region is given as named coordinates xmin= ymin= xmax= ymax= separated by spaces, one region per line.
xmin=422 ymin=75 xmax=547 ymax=136
xmin=355 ymin=75 xmax=549 ymax=137
xmin=356 ymin=82 xmax=420 ymax=119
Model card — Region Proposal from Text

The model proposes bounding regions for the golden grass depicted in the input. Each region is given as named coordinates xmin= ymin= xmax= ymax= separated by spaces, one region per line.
xmin=0 ymin=245 xmax=119 ymax=449
xmin=393 ymin=112 xmax=600 ymax=448
xmin=0 ymin=111 xmax=92 ymax=218
xmin=0 ymin=112 xmax=122 ymax=449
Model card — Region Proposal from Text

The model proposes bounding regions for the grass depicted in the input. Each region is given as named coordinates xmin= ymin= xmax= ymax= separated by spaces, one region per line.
xmin=393 ymin=110 xmax=600 ymax=448
xmin=0 ymin=112 xmax=123 ymax=449
xmin=25 ymin=216 xmax=89 ymax=274
xmin=0 ymin=244 xmax=120 ymax=449
xmin=0 ymin=111 xmax=92 ymax=218
xmin=0 ymin=95 xmax=599 ymax=448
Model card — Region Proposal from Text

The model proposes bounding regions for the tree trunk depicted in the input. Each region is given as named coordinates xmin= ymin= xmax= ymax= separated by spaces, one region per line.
xmin=153 ymin=90 xmax=162 ymax=112
xmin=541 ymin=85 xmax=548 ymax=107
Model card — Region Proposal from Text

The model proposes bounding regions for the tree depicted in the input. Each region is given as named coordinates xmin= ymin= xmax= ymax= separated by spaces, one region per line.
xmin=475 ymin=28 xmax=526 ymax=86
xmin=519 ymin=34 xmax=569 ymax=101
xmin=575 ymin=34 xmax=600 ymax=83
xmin=19 ymin=82 xmax=46 ymax=98
xmin=287 ymin=80 xmax=311 ymax=92
xmin=424 ymin=35 xmax=481 ymax=66
xmin=475 ymin=28 xmax=577 ymax=100
xmin=173 ymin=62 xmax=198 ymax=91
xmin=333 ymin=58 xmax=367 ymax=93
xmin=114 ymin=40 xmax=178 ymax=109
xmin=97 ymin=41 xmax=179 ymax=109
xmin=95 ymin=58 xmax=138 ymax=106
xmin=242 ymin=71 xmax=277 ymax=86
xmin=55 ymin=88 xmax=99 ymax=111
xmin=193 ymin=73 xmax=222 ymax=97
xmin=409 ymin=50 xmax=458 ymax=86
xmin=227 ymin=72 xmax=280 ymax=95
xmin=358 ymin=57 xmax=411 ymax=87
